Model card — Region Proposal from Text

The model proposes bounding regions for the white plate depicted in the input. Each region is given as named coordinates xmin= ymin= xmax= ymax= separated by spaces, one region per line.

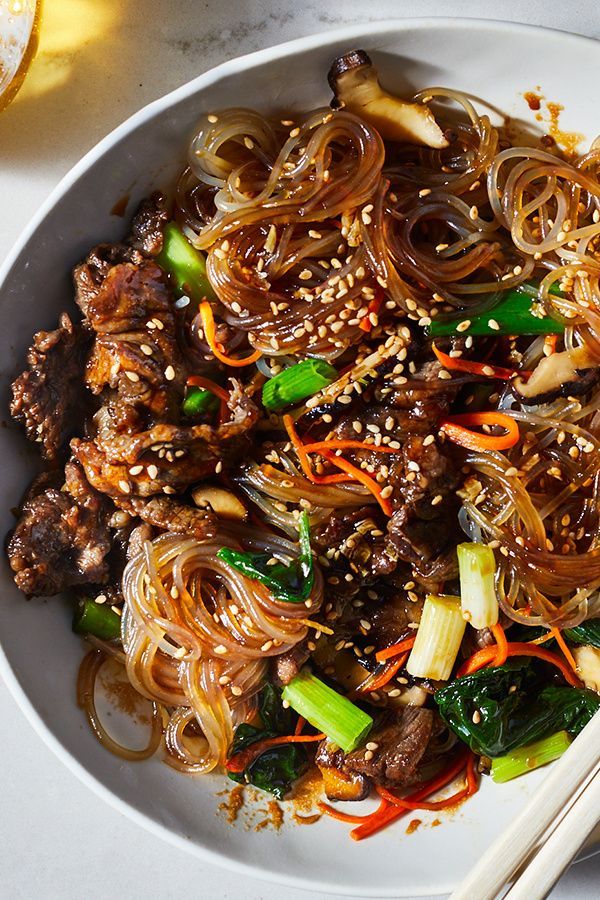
xmin=0 ymin=18 xmax=599 ymax=898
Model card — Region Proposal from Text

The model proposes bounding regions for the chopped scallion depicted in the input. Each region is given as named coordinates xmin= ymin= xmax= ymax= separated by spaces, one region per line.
xmin=457 ymin=542 xmax=499 ymax=630
xmin=491 ymin=730 xmax=572 ymax=783
xmin=428 ymin=284 xmax=564 ymax=337
xmin=261 ymin=359 xmax=338 ymax=411
xmin=73 ymin=599 xmax=121 ymax=641
xmin=182 ymin=386 xmax=219 ymax=419
xmin=157 ymin=221 xmax=215 ymax=303
xmin=282 ymin=669 xmax=373 ymax=752
xmin=406 ymin=594 xmax=466 ymax=681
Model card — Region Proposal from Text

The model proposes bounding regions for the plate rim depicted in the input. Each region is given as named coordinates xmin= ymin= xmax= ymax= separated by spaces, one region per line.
xmin=1 ymin=16 xmax=599 ymax=897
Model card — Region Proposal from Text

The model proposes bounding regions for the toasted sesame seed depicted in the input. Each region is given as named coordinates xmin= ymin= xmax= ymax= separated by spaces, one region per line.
xmin=472 ymin=710 xmax=481 ymax=724
xmin=380 ymin=485 xmax=393 ymax=499
xmin=147 ymin=464 xmax=158 ymax=480
xmin=364 ymin=750 xmax=374 ymax=761
xmin=431 ymin=494 xmax=443 ymax=506
xmin=418 ymin=188 xmax=431 ymax=197
xmin=388 ymin=688 xmax=401 ymax=697
xmin=366 ymin=741 xmax=379 ymax=751
xmin=214 ymin=645 xmax=227 ymax=655
xmin=95 ymin=594 xmax=107 ymax=605
xmin=125 ymin=371 xmax=140 ymax=382
xmin=488 ymin=318 xmax=500 ymax=331
xmin=118 ymin=480 xmax=131 ymax=494
xmin=299 ymin=268 xmax=312 ymax=280
xmin=289 ymin=127 xmax=300 ymax=138
xmin=164 ymin=365 xmax=175 ymax=381
xmin=456 ymin=319 xmax=471 ymax=332
xmin=163 ymin=486 xmax=176 ymax=495
xmin=309 ymin=229 xmax=322 ymax=239
xmin=505 ymin=466 xmax=518 ymax=477
xmin=129 ymin=465 xmax=143 ymax=476
xmin=207 ymin=113 xmax=218 ymax=123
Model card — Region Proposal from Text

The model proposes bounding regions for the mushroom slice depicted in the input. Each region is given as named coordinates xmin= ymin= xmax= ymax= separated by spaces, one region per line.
xmin=328 ymin=49 xmax=448 ymax=149
xmin=191 ymin=485 xmax=248 ymax=521
xmin=513 ymin=345 xmax=599 ymax=406
xmin=318 ymin=763 xmax=371 ymax=802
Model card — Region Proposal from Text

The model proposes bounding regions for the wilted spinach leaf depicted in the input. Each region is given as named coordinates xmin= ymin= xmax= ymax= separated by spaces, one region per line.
xmin=435 ymin=658 xmax=600 ymax=757
xmin=564 ymin=618 xmax=600 ymax=649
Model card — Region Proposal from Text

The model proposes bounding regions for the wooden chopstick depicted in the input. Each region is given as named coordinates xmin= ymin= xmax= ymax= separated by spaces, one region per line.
xmin=449 ymin=711 xmax=600 ymax=900
xmin=504 ymin=765 xmax=600 ymax=899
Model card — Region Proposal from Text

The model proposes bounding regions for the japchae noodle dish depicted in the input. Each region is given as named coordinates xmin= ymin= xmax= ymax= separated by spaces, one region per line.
xmin=9 ymin=50 xmax=600 ymax=838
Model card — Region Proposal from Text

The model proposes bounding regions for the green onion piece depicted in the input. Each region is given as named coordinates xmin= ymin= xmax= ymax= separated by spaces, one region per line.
xmin=261 ymin=360 xmax=338 ymax=411
xmin=457 ymin=542 xmax=499 ymax=630
xmin=282 ymin=669 xmax=373 ymax=752
xmin=428 ymin=284 xmax=564 ymax=337
xmin=182 ymin=386 xmax=219 ymax=419
xmin=217 ymin=511 xmax=314 ymax=603
xmin=406 ymin=594 xmax=467 ymax=681
xmin=73 ymin=599 xmax=121 ymax=641
xmin=156 ymin=221 xmax=216 ymax=303
xmin=491 ymin=730 xmax=572 ymax=783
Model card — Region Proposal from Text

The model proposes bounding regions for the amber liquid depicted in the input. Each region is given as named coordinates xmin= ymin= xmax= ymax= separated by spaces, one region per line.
xmin=0 ymin=0 xmax=42 ymax=111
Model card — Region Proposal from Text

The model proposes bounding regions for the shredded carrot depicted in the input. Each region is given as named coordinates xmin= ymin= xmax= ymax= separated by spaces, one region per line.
xmin=549 ymin=627 xmax=579 ymax=676
xmin=318 ymin=799 xmax=388 ymax=825
xmin=491 ymin=622 xmax=508 ymax=667
xmin=282 ymin=415 xmax=350 ymax=485
xmin=294 ymin=716 xmax=306 ymax=736
xmin=375 ymin=635 xmax=417 ymax=664
xmin=377 ymin=754 xmax=478 ymax=812
xmin=303 ymin=439 xmax=400 ymax=455
xmin=199 ymin=301 xmax=262 ymax=367
xmin=359 ymin=289 xmax=384 ymax=332
xmin=544 ymin=334 xmax=559 ymax=355
xmin=432 ymin=343 xmax=529 ymax=380
xmin=321 ymin=450 xmax=393 ymax=516
xmin=440 ymin=411 xmax=520 ymax=452
xmin=531 ymin=632 xmax=556 ymax=646
xmin=359 ymin=653 xmax=409 ymax=693
xmin=350 ymin=751 xmax=473 ymax=841
xmin=226 ymin=732 xmax=326 ymax=773
xmin=186 ymin=374 xmax=230 ymax=403
xmin=457 ymin=641 xmax=582 ymax=687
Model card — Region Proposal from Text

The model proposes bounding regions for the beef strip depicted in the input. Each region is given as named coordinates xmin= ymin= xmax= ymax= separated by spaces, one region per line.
xmin=316 ymin=706 xmax=436 ymax=790
xmin=117 ymin=495 xmax=216 ymax=541
xmin=126 ymin=522 xmax=155 ymax=560
xmin=128 ymin=193 xmax=168 ymax=257
xmin=10 ymin=313 xmax=90 ymax=461
xmin=271 ymin=642 xmax=310 ymax=686
xmin=7 ymin=459 xmax=112 ymax=596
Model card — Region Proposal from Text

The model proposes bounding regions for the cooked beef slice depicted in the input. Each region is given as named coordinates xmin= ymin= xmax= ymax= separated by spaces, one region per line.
xmin=10 ymin=313 xmax=90 ymax=461
xmin=128 ymin=193 xmax=168 ymax=257
xmin=116 ymin=495 xmax=216 ymax=541
xmin=7 ymin=459 xmax=112 ymax=596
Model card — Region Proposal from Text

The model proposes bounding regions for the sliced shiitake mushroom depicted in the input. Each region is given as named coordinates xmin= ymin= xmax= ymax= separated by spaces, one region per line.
xmin=513 ymin=345 xmax=599 ymax=406
xmin=191 ymin=485 xmax=248 ymax=521
xmin=318 ymin=762 xmax=371 ymax=802
xmin=328 ymin=49 xmax=448 ymax=148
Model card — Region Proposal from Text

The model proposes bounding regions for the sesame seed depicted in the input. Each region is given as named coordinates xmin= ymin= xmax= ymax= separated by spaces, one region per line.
xmin=388 ymin=688 xmax=401 ymax=697
xmin=505 ymin=467 xmax=518 ymax=477
xmin=147 ymin=464 xmax=158 ymax=479
xmin=380 ymin=485 xmax=393 ymax=499
xmin=153 ymin=318 xmax=164 ymax=330
xmin=118 ymin=480 xmax=131 ymax=494
xmin=213 ymin=248 xmax=226 ymax=260
xmin=488 ymin=319 xmax=500 ymax=331
xmin=309 ymin=229 xmax=322 ymax=239
xmin=299 ymin=268 xmax=312 ymax=280
xmin=164 ymin=365 xmax=175 ymax=381
xmin=214 ymin=645 xmax=227 ymax=655
xmin=364 ymin=750 xmax=374 ymax=761
xmin=243 ymin=136 xmax=254 ymax=149
xmin=129 ymin=465 xmax=143 ymax=476
xmin=207 ymin=113 xmax=218 ymax=123
xmin=163 ymin=486 xmax=176 ymax=495
xmin=472 ymin=710 xmax=481 ymax=724
xmin=95 ymin=594 xmax=107 ymax=605
xmin=366 ymin=741 xmax=379 ymax=751
xmin=456 ymin=319 xmax=471 ymax=332
xmin=431 ymin=494 xmax=443 ymax=506
xmin=469 ymin=205 xmax=479 ymax=220
xmin=125 ymin=371 xmax=140 ymax=382
xmin=289 ymin=127 xmax=300 ymax=138
xmin=418 ymin=188 xmax=431 ymax=197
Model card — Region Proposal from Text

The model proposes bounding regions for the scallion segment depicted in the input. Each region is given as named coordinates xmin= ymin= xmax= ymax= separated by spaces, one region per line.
xmin=73 ymin=599 xmax=121 ymax=641
xmin=282 ymin=669 xmax=373 ymax=752
xmin=491 ymin=730 xmax=572 ymax=783
xmin=156 ymin=221 xmax=215 ymax=303
xmin=261 ymin=360 xmax=338 ymax=411
xmin=406 ymin=594 xmax=466 ymax=681
xmin=457 ymin=542 xmax=499 ymax=630
xmin=217 ymin=511 xmax=314 ymax=603
xmin=428 ymin=285 xmax=564 ymax=337
xmin=182 ymin=386 xmax=219 ymax=419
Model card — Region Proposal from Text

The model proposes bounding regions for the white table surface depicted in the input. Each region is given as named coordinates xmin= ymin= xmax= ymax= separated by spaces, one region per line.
xmin=2 ymin=2 xmax=600 ymax=898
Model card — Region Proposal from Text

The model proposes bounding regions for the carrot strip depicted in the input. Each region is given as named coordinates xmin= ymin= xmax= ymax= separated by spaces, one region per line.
xmin=226 ymin=732 xmax=325 ymax=773
xmin=358 ymin=653 xmax=409 ymax=693
xmin=282 ymin=415 xmax=351 ymax=484
xmin=294 ymin=716 xmax=306 ymax=736
xmin=377 ymin=755 xmax=478 ymax=812
xmin=375 ymin=636 xmax=417 ymax=664
xmin=350 ymin=751 xmax=472 ymax=841
xmin=186 ymin=375 xmax=230 ymax=403
xmin=200 ymin=301 xmax=262 ymax=367
xmin=491 ymin=622 xmax=508 ymax=667
xmin=549 ymin=627 xmax=579 ymax=676
xmin=359 ymin=289 xmax=384 ymax=333
xmin=321 ymin=451 xmax=393 ymax=517
xmin=456 ymin=641 xmax=582 ymax=687
xmin=318 ymin=799 xmax=389 ymax=825
xmin=432 ymin=343 xmax=529 ymax=380
xmin=440 ymin=411 xmax=520 ymax=451
xmin=303 ymin=439 xmax=400 ymax=455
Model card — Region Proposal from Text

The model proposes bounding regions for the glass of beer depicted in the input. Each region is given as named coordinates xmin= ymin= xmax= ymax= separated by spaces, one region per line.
xmin=0 ymin=0 xmax=41 ymax=111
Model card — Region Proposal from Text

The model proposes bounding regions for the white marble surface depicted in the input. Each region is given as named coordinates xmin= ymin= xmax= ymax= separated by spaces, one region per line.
xmin=1 ymin=2 xmax=600 ymax=898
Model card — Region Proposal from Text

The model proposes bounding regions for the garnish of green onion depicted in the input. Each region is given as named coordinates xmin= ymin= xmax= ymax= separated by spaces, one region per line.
xmin=427 ymin=284 xmax=564 ymax=337
xmin=491 ymin=730 xmax=572 ymax=783
xmin=73 ymin=599 xmax=121 ymax=641
xmin=406 ymin=594 xmax=467 ymax=681
xmin=182 ymin=386 xmax=219 ymax=419
xmin=457 ymin=542 xmax=499 ymax=630
xmin=261 ymin=359 xmax=338 ymax=411
xmin=156 ymin=221 xmax=216 ymax=303
xmin=282 ymin=669 xmax=373 ymax=752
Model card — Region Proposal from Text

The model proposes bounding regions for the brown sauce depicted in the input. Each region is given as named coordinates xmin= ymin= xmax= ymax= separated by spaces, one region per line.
xmin=218 ymin=785 xmax=245 ymax=823
xmin=110 ymin=193 xmax=130 ymax=217
xmin=406 ymin=818 xmax=422 ymax=834
xmin=523 ymin=91 xmax=542 ymax=111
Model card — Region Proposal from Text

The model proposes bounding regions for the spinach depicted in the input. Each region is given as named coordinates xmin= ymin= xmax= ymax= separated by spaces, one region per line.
xmin=564 ymin=619 xmax=600 ymax=649
xmin=217 ymin=511 xmax=314 ymax=604
xmin=227 ymin=683 xmax=309 ymax=799
xmin=435 ymin=658 xmax=600 ymax=757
